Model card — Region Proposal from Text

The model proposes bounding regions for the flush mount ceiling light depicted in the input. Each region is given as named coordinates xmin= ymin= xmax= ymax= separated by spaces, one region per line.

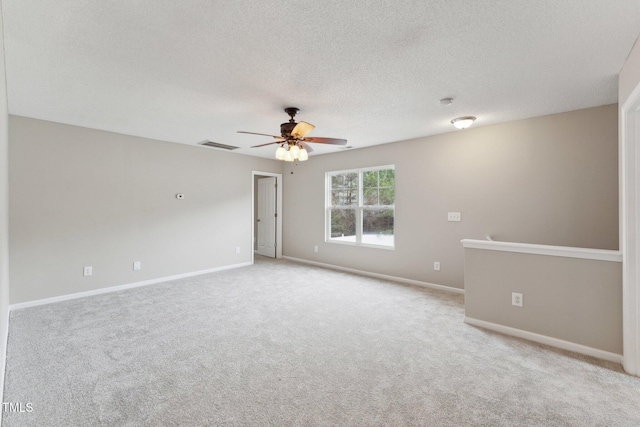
xmin=451 ymin=116 xmax=476 ymax=129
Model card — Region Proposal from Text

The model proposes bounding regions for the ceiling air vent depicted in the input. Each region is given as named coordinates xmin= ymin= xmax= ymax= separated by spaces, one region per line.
xmin=198 ymin=140 xmax=240 ymax=151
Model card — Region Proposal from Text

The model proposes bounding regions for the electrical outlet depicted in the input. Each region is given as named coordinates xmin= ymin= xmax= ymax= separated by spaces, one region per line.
xmin=314 ymin=245 xmax=318 ymax=253
xmin=512 ymin=292 xmax=523 ymax=307
xmin=448 ymin=212 xmax=461 ymax=222
xmin=83 ymin=266 xmax=93 ymax=277
xmin=434 ymin=261 xmax=441 ymax=271
xmin=133 ymin=261 xmax=141 ymax=271
xmin=235 ymin=247 xmax=241 ymax=254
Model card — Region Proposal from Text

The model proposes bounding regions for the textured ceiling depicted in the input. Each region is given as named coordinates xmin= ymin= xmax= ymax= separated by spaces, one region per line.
xmin=2 ymin=1 xmax=640 ymax=158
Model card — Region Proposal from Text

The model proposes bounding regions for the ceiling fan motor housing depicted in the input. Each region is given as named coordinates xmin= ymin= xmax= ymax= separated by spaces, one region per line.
xmin=280 ymin=107 xmax=300 ymax=138
xmin=280 ymin=121 xmax=297 ymax=138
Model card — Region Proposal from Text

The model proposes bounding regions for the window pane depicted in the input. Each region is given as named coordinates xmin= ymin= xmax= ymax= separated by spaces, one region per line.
xmin=331 ymin=190 xmax=357 ymax=206
xmin=332 ymin=173 xmax=358 ymax=190
xmin=330 ymin=208 xmax=356 ymax=241
xmin=363 ymin=188 xmax=378 ymax=206
xmin=330 ymin=174 xmax=342 ymax=189
xmin=379 ymin=188 xmax=395 ymax=205
xmin=363 ymin=170 xmax=378 ymax=188
xmin=379 ymin=169 xmax=395 ymax=186
xmin=362 ymin=208 xmax=394 ymax=246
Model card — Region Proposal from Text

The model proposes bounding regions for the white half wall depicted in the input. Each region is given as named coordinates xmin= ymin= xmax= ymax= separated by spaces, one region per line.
xmin=8 ymin=116 xmax=283 ymax=304
xmin=462 ymin=240 xmax=622 ymax=356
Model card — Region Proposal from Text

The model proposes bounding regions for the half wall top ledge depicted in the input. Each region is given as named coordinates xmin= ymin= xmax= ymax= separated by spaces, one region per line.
xmin=461 ymin=239 xmax=622 ymax=262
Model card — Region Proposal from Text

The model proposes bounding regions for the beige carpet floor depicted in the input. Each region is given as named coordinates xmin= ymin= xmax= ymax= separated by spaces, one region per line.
xmin=3 ymin=256 xmax=640 ymax=426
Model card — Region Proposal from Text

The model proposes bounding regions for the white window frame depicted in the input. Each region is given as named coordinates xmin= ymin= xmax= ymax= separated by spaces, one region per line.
xmin=325 ymin=164 xmax=395 ymax=250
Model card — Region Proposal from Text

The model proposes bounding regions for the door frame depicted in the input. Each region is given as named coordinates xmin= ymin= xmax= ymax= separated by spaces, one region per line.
xmin=256 ymin=176 xmax=277 ymax=258
xmin=252 ymin=171 xmax=283 ymax=262
xmin=621 ymin=81 xmax=640 ymax=376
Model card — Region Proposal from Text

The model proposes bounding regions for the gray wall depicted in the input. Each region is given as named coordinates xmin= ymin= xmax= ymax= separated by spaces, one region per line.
xmin=464 ymin=247 xmax=622 ymax=354
xmin=620 ymin=36 xmax=640 ymax=104
xmin=0 ymin=3 xmax=10 ymax=407
xmin=283 ymin=104 xmax=619 ymax=289
xmin=9 ymin=116 xmax=282 ymax=304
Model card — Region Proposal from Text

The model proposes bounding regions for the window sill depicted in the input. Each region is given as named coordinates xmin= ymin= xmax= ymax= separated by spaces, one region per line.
xmin=326 ymin=239 xmax=395 ymax=250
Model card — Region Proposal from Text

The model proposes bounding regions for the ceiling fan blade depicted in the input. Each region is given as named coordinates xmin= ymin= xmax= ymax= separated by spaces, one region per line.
xmin=291 ymin=121 xmax=315 ymax=138
xmin=303 ymin=136 xmax=347 ymax=145
xmin=299 ymin=141 xmax=314 ymax=153
xmin=238 ymin=131 xmax=284 ymax=139
xmin=251 ymin=141 xmax=282 ymax=148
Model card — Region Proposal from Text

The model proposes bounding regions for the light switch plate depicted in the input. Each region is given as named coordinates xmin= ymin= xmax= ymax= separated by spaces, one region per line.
xmin=448 ymin=212 xmax=461 ymax=222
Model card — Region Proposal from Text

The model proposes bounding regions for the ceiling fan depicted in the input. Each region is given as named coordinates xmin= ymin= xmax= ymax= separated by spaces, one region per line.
xmin=239 ymin=107 xmax=347 ymax=161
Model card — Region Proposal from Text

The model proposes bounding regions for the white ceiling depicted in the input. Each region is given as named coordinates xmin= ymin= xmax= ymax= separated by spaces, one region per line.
xmin=2 ymin=1 xmax=640 ymax=158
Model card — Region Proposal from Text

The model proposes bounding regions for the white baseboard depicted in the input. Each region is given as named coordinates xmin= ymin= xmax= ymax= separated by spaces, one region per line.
xmin=10 ymin=261 xmax=253 ymax=311
xmin=464 ymin=316 xmax=623 ymax=364
xmin=283 ymin=256 xmax=464 ymax=295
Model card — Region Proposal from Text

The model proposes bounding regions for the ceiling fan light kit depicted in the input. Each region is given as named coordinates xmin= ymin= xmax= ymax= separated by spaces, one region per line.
xmin=240 ymin=107 xmax=347 ymax=161
xmin=275 ymin=142 xmax=309 ymax=162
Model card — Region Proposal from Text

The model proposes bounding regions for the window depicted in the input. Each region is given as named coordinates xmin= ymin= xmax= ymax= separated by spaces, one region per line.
xmin=326 ymin=165 xmax=395 ymax=248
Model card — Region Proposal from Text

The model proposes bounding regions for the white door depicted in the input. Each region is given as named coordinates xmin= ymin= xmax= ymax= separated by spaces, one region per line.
xmin=257 ymin=177 xmax=277 ymax=258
